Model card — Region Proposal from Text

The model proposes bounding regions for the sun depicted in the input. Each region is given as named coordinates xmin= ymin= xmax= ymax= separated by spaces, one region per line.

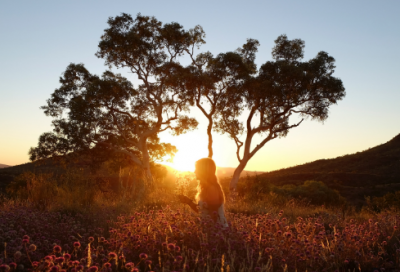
xmin=162 ymin=133 xmax=209 ymax=172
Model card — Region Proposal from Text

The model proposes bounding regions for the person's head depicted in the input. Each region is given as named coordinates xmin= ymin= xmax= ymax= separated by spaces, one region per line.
xmin=195 ymin=157 xmax=216 ymax=181
xmin=195 ymin=158 xmax=225 ymax=205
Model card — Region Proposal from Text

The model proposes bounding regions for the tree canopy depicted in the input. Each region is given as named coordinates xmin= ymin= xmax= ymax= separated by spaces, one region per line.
xmin=30 ymin=13 xmax=202 ymax=181
xmin=215 ymin=35 xmax=345 ymax=190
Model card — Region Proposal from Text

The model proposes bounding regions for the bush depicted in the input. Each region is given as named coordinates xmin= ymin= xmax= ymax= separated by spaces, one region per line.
xmin=272 ymin=180 xmax=345 ymax=206
xmin=366 ymin=190 xmax=400 ymax=212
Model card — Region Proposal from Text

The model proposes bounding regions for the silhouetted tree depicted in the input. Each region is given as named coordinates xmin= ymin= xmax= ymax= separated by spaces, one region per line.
xmin=215 ymin=35 xmax=346 ymax=191
xmin=185 ymin=39 xmax=259 ymax=158
xmin=30 ymin=14 xmax=201 ymax=183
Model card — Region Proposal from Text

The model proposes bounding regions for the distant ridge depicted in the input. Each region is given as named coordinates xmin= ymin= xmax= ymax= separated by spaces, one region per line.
xmin=0 ymin=164 xmax=11 ymax=169
xmin=257 ymin=133 xmax=400 ymax=205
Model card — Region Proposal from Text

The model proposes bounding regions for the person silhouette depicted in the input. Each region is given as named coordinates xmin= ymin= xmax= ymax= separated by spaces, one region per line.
xmin=178 ymin=158 xmax=228 ymax=227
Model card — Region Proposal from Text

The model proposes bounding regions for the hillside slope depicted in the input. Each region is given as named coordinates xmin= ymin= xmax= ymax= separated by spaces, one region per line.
xmin=256 ymin=133 xmax=400 ymax=205
xmin=0 ymin=164 xmax=11 ymax=169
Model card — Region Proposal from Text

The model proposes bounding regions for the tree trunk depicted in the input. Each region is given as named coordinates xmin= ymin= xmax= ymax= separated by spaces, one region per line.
xmin=136 ymin=140 xmax=153 ymax=202
xmin=207 ymin=118 xmax=213 ymax=158
xmin=229 ymin=160 xmax=248 ymax=191
xmin=141 ymin=141 xmax=153 ymax=184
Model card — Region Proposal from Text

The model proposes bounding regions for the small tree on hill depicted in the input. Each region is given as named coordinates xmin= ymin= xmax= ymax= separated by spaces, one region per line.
xmin=29 ymin=14 xmax=201 ymax=183
xmin=215 ymin=35 xmax=346 ymax=191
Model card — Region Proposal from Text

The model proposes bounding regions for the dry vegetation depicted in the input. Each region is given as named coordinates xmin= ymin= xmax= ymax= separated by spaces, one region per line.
xmin=2 ymin=168 xmax=400 ymax=272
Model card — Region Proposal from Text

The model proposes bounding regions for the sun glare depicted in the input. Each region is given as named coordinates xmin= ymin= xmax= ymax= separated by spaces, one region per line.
xmin=163 ymin=134 xmax=209 ymax=172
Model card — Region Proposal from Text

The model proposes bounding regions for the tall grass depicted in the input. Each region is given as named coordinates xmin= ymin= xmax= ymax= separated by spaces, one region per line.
xmin=1 ymin=170 xmax=400 ymax=271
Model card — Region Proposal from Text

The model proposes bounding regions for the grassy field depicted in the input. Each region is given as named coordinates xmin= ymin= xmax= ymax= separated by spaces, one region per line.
xmin=1 ymin=168 xmax=400 ymax=272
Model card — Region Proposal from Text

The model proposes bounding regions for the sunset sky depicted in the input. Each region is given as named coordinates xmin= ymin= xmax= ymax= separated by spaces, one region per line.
xmin=1 ymin=1 xmax=399 ymax=171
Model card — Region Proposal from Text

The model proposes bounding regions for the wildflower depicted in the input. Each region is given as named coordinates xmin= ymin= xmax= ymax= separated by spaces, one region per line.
xmin=175 ymin=246 xmax=181 ymax=252
xmin=88 ymin=266 xmax=98 ymax=272
xmin=145 ymin=260 xmax=152 ymax=265
xmin=73 ymin=242 xmax=81 ymax=248
xmin=125 ymin=263 xmax=134 ymax=269
xmin=50 ymin=266 xmax=59 ymax=272
xmin=64 ymin=253 xmax=71 ymax=260
xmin=29 ymin=244 xmax=37 ymax=251
xmin=53 ymin=245 xmax=62 ymax=253
xmin=8 ymin=263 xmax=16 ymax=270
xmin=0 ymin=265 xmax=10 ymax=272
xmin=89 ymin=237 xmax=95 ymax=243
xmin=22 ymin=238 xmax=29 ymax=244
xmin=14 ymin=251 xmax=22 ymax=259
xmin=168 ymin=243 xmax=175 ymax=250
xmin=139 ymin=253 xmax=148 ymax=259
xmin=55 ymin=257 xmax=65 ymax=263
xmin=108 ymin=252 xmax=117 ymax=259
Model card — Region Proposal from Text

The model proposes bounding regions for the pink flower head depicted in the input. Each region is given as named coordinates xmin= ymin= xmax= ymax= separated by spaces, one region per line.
xmin=175 ymin=246 xmax=181 ymax=252
xmin=145 ymin=260 xmax=152 ymax=265
xmin=8 ymin=263 xmax=16 ymax=269
xmin=0 ymin=265 xmax=10 ymax=272
xmin=88 ymin=237 xmax=95 ymax=243
xmin=22 ymin=239 xmax=29 ymax=244
xmin=108 ymin=252 xmax=117 ymax=259
xmin=53 ymin=245 xmax=62 ymax=253
xmin=125 ymin=262 xmax=135 ymax=269
xmin=167 ymin=243 xmax=175 ymax=250
xmin=73 ymin=242 xmax=81 ymax=248
xmin=88 ymin=266 xmax=98 ymax=272
xmin=32 ymin=262 xmax=39 ymax=268
xmin=139 ymin=253 xmax=148 ymax=259
xmin=103 ymin=263 xmax=112 ymax=268
xmin=64 ymin=253 xmax=71 ymax=260
xmin=55 ymin=257 xmax=65 ymax=264
xmin=23 ymin=235 xmax=30 ymax=240
xmin=50 ymin=266 xmax=59 ymax=272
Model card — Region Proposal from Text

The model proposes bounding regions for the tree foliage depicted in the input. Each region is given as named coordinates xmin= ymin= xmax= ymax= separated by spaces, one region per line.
xmin=30 ymin=14 xmax=202 ymax=180
xmin=215 ymin=35 xmax=345 ymax=190
xmin=185 ymin=39 xmax=259 ymax=157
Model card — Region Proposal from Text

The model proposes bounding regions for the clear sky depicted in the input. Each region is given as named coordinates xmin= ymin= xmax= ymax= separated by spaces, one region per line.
xmin=1 ymin=1 xmax=399 ymax=171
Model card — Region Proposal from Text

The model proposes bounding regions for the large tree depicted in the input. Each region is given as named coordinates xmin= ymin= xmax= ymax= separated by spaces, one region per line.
xmin=215 ymin=35 xmax=346 ymax=190
xmin=29 ymin=14 xmax=202 ymax=182
xmin=184 ymin=39 xmax=259 ymax=158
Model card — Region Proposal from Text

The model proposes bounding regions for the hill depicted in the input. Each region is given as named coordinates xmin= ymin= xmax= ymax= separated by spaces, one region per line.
xmin=255 ymin=133 xmax=400 ymax=205
xmin=0 ymin=164 xmax=11 ymax=169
